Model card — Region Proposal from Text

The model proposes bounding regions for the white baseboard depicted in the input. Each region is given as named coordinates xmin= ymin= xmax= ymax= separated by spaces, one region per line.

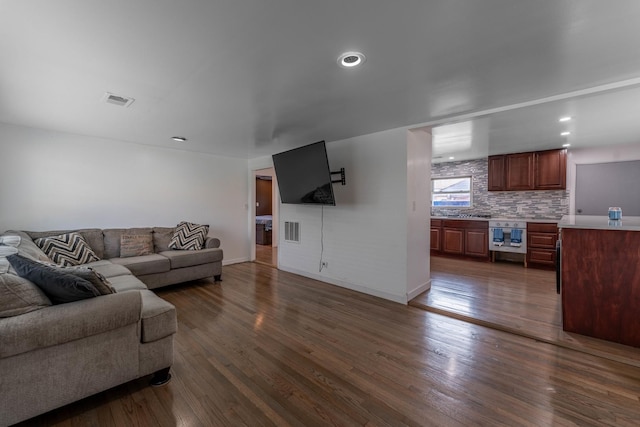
xmin=278 ymin=265 xmax=408 ymax=304
xmin=407 ymin=280 xmax=431 ymax=302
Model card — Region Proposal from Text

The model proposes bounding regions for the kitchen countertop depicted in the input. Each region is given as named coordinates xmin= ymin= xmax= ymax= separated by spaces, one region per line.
xmin=558 ymin=215 xmax=640 ymax=231
xmin=431 ymin=216 xmax=560 ymax=223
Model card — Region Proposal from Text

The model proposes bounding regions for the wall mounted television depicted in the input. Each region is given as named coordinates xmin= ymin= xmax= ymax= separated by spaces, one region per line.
xmin=272 ymin=140 xmax=336 ymax=205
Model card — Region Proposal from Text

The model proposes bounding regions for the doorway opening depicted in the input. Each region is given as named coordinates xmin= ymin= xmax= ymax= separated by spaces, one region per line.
xmin=254 ymin=168 xmax=278 ymax=267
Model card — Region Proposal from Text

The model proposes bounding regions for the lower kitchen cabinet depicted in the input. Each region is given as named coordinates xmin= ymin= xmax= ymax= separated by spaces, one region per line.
xmin=465 ymin=229 xmax=489 ymax=257
xmin=443 ymin=227 xmax=464 ymax=255
xmin=527 ymin=222 xmax=558 ymax=269
xmin=430 ymin=219 xmax=442 ymax=252
xmin=431 ymin=219 xmax=489 ymax=261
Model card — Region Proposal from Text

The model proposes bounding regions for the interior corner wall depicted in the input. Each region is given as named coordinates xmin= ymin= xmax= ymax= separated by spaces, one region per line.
xmin=406 ymin=129 xmax=431 ymax=301
xmin=276 ymin=127 xmax=410 ymax=303
xmin=0 ymin=123 xmax=250 ymax=265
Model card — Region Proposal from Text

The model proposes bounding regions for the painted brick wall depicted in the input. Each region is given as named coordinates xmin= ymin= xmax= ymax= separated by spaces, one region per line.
xmin=431 ymin=158 xmax=569 ymax=219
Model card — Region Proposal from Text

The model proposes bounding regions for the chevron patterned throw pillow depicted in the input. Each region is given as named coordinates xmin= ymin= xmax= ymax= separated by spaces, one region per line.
xmin=34 ymin=232 xmax=100 ymax=266
xmin=168 ymin=222 xmax=209 ymax=250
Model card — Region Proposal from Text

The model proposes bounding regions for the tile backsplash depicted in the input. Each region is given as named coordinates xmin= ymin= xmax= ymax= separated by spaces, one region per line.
xmin=431 ymin=158 xmax=569 ymax=219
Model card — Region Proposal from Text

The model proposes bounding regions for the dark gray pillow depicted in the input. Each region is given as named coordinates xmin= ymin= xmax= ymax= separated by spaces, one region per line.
xmin=6 ymin=254 xmax=101 ymax=304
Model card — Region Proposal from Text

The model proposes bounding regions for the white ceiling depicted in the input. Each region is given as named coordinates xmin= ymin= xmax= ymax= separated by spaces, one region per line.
xmin=2 ymin=1 xmax=640 ymax=159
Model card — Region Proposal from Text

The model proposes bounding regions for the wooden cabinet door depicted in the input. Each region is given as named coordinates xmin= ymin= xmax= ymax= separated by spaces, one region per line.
xmin=535 ymin=149 xmax=566 ymax=190
xmin=506 ymin=152 xmax=535 ymax=190
xmin=442 ymin=228 xmax=464 ymax=254
xmin=430 ymin=227 xmax=441 ymax=251
xmin=487 ymin=155 xmax=506 ymax=191
xmin=465 ymin=229 xmax=488 ymax=257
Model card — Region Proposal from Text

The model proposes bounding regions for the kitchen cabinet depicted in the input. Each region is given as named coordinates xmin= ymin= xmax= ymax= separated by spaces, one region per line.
xmin=535 ymin=149 xmax=567 ymax=189
xmin=487 ymin=156 xmax=506 ymax=191
xmin=443 ymin=227 xmax=464 ymax=255
xmin=465 ymin=229 xmax=489 ymax=257
xmin=488 ymin=149 xmax=566 ymax=191
xmin=506 ymin=152 xmax=535 ymax=190
xmin=430 ymin=219 xmax=442 ymax=252
xmin=526 ymin=222 xmax=558 ymax=269
xmin=560 ymin=221 xmax=640 ymax=347
xmin=431 ymin=219 xmax=489 ymax=260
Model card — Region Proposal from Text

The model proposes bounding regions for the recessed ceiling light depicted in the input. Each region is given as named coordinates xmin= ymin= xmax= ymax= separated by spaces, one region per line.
xmin=559 ymin=116 xmax=572 ymax=122
xmin=560 ymin=131 xmax=571 ymax=136
xmin=562 ymin=143 xmax=571 ymax=147
xmin=449 ymin=156 xmax=455 ymax=160
xmin=337 ymin=51 xmax=366 ymax=68
xmin=171 ymin=136 xmax=187 ymax=142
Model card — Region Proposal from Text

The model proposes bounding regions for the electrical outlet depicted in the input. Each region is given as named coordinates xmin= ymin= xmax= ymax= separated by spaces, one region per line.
xmin=321 ymin=261 xmax=328 ymax=268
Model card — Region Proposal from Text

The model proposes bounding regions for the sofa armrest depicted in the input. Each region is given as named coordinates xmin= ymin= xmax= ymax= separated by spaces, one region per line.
xmin=205 ymin=237 xmax=220 ymax=249
xmin=0 ymin=291 xmax=142 ymax=359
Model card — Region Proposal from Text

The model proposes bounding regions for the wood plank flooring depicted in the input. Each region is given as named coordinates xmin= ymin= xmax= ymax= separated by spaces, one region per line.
xmin=15 ymin=262 xmax=640 ymax=426
xmin=411 ymin=256 xmax=640 ymax=367
xmin=255 ymin=244 xmax=277 ymax=267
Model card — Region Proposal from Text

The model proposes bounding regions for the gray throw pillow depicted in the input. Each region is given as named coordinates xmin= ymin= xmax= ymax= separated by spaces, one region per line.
xmin=65 ymin=267 xmax=115 ymax=295
xmin=6 ymin=254 xmax=101 ymax=304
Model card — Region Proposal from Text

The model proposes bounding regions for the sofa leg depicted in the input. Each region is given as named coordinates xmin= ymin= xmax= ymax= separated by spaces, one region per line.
xmin=214 ymin=274 xmax=222 ymax=282
xmin=150 ymin=367 xmax=172 ymax=387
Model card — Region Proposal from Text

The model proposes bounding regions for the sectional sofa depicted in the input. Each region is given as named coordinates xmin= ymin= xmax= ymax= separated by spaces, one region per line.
xmin=0 ymin=226 xmax=223 ymax=426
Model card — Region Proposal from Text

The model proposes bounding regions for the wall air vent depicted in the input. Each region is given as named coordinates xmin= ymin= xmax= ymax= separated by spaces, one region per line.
xmin=101 ymin=92 xmax=135 ymax=107
xmin=284 ymin=221 xmax=300 ymax=243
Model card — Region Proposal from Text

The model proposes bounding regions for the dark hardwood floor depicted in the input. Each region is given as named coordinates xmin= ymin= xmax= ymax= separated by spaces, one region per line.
xmin=255 ymin=244 xmax=277 ymax=267
xmin=15 ymin=262 xmax=640 ymax=426
xmin=412 ymin=257 xmax=640 ymax=367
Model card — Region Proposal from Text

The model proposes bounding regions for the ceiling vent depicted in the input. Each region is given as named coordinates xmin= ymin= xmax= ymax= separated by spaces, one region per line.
xmin=101 ymin=92 xmax=135 ymax=107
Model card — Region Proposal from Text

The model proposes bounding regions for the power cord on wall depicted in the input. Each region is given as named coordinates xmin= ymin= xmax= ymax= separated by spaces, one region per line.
xmin=319 ymin=205 xmax=325 ymax=272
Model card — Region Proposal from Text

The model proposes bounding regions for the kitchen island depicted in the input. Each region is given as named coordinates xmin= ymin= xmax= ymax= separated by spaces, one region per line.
xmin=558 ymin=215 xmax=640 ymax=347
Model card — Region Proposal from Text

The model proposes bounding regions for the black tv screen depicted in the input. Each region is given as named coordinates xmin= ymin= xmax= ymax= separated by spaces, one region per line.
xmin=272 ymin=141 xmax=336 ymax=205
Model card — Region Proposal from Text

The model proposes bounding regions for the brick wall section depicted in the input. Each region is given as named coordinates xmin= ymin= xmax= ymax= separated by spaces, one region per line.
xmin=431 ymin=159 xmax=569 ymax=219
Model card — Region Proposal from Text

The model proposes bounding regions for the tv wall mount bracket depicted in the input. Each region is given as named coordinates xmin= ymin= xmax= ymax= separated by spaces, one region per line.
xmin=331 ymin=168 xmax=346 ymax=186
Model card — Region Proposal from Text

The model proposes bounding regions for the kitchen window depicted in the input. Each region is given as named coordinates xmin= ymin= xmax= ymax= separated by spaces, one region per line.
xmin=432 ymin=176 xmax=472 ymax=207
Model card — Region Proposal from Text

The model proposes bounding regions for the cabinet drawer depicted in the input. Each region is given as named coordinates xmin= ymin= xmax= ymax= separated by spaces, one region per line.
xmin=527 ymin=222 xmax=557 ymax=233
xmin=528 ymin=248 xmax=556 ymax=265
xmin=431 ymin=219 xmax=442 ymax=227
xmin=528 ymin=233 xmax=556 ymax=249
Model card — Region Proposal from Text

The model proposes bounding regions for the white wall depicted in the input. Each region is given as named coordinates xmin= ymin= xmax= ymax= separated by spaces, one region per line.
xmin=0 ymin=123 xmax=250 ymax=264
xmin=261 ymin=127 xmax=428 ymax=304
xmin=406 ymin=129 xmax=432 ymax=300
xmin=567 ymin=142 xmax=640 ymax=214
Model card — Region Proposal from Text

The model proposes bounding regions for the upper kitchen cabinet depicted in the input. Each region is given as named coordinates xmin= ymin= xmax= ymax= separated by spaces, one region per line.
xmin=506 ymin=152 xmax=535 ymax=190
xmin=487 ymin=156 xmax=506 ymax=191
xmin=535 ymin=149 xmax=567 ymax=190
xmin=488 ymin=149 xmax=566 ymax=191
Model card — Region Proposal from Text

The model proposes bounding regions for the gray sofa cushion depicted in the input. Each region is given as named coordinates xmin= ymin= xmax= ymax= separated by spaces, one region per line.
xmin=110 ymin=254 xmax=170 ymax=276
xmin=139 ymin=290 xmax=177 ymax=343
xmin=7 ymin=254 xmax=101 ymax=304
xmin=0 ymin=291 xmax=141 ymax=359
xmin=4 ymin=230 xmax=52 ymax=263
xmin=152 ymin=227 xmax=175 ymax=253
xmin=159 ymin=248 xmax=223 ymax=269
xmin=0 ymin=273 xmax=52 ymax=317
xmin=25 ymin=229 xmax=105 ymax=259
xmin=108 ymin=275 xmax=148 ymax=292
xmin=103 ymin=228 xmax=153 ymax=259
xmin=86 ymin=261 xmax=132 ymax=279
